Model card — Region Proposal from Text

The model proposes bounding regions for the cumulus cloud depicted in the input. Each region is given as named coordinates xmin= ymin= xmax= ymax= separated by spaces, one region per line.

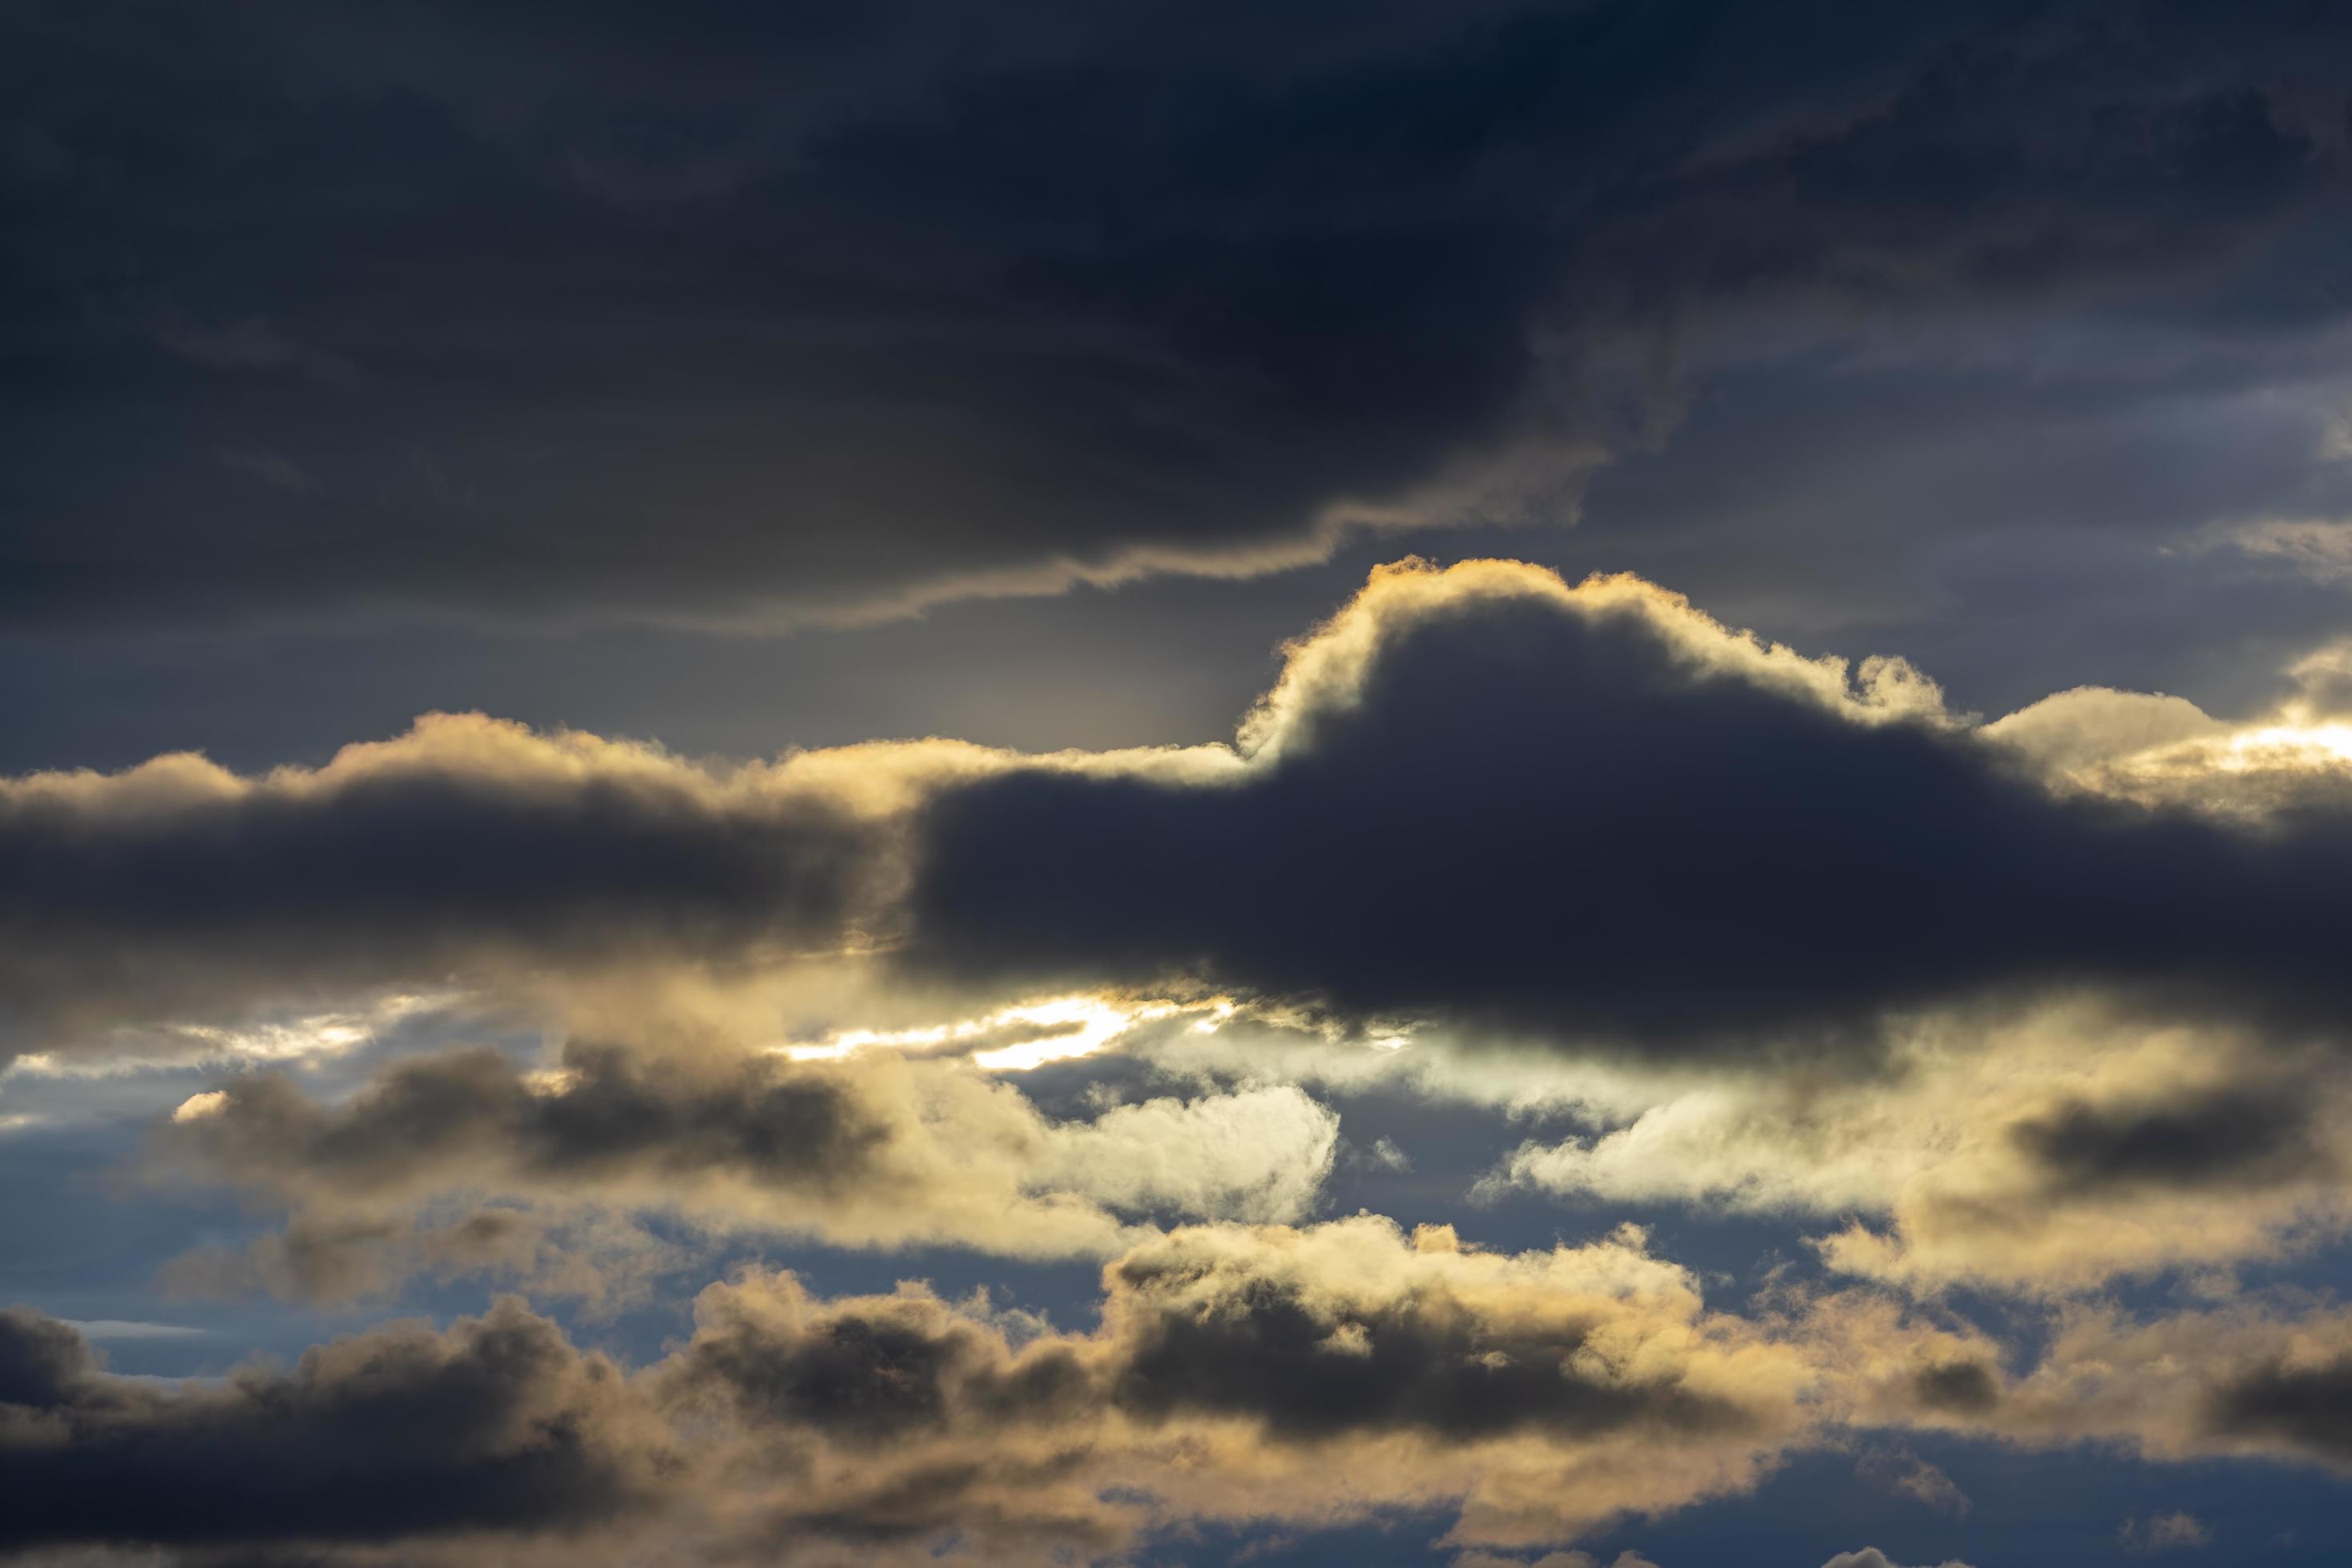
xmin=0 ymin=1219 xmax=1846 ymax=1560
xmin=0 ymin=1298 xmax=662 ymax=1554
xmin=17 ymin=1210 xmax=2341 ymax=1561
xmin=1886 ymin=1293 xmax=2352 ymax=1478
xmin=151 ymin=1038 xmax=1341 ymax=1282
xmin=630 ymin=1214 xmax=1971 ymax=1554
xmin=1986 ymin=676 xmax=2352 ymax=819
xmin=1482 ymin=998 xmax=2352 ymax=1293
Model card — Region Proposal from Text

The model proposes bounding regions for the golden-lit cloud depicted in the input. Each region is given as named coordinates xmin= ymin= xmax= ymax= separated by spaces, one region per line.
xmin=1484 ymin=998 xmax=2352 ymax=1294
xmin=0 ymin=1217 xmax=1985 ymax=1562
xmin=14 ymin=557 xmax=2352 ymax=1069
xmin=153 ymin=1038 xmax=1342 ymax=1292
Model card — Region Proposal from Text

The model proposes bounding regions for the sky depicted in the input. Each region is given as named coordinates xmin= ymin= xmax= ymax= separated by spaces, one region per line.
xmin=7 ymin=2 xmax=2352 ymax=1565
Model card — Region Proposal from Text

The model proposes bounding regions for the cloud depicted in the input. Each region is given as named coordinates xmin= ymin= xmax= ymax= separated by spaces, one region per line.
xmin=904 ymin=558 xmax=2352 ymax=1053
xmin=1483 ymin=998 xmax=2352 ymax=1293
xmin=2201 ymin=1353 xmax=2352 ymax=1463
xmin=1985 ymin=678 xmax=2352 ymax=819
xmin=1819 ymin=1553 xmax=1975 ymax=1568
xmin=1855 ymin=1446 xmax=1970 ymax=1515
xmin=1452 ymin=1553 xmax=1663 ymax=1568
xmin=5 ymin=3 xmax=2348 ymax=631
xmin=2207 ymin=517 xmax=2352 ymax=585
xmin=17 ymin=557 xmax=2352 ymax=1082
xmin=152 ymin=1038 xmax=1342 ymax=1280
xmin=14 ymin=1210 xmax=2330 ymax=1562
xmin=1890 ymin=1294 xmax=2352 ymax=1478
xmin=214 ymin=446 xmax=322 ymax=495
xmin=670 ymin=1214 xmax=1872 ymax=1554
xmin=0 ymin=1218 xmax=1847 ymax=1559
xmin=0 ymin=1299 xmax=662 ymax=1553
xmin=2121 ymin=1511 xmax=2214 ymax=1554
xmin=156 ymin=1206 xmax=694 ymax=1314
xmin=0 ymin=711 xmax=884 ymax=1054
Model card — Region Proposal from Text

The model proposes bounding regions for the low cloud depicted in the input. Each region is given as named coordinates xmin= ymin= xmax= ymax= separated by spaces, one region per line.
xmin=2121 ymin=1511 xmax=2214 ymax=1554
xmin=11 ymin=559 xmax=2352 ymax=1314
xmin=15 ymin=1210 xmax=2345 ymax=1561
xmin=1483 ymin=999 xmax=2352 ymax=1294
xmin=906 ymin=561 xmax=2352 ymax=1056
xmin=0 ymin=1298 xmax=662 ymax=1553
xmin=153 ymin=1038 xmax=1341 ymax=1283
xmin=0 ymin=713 xmax=892 ymax=1056
xmin=1855 ymin=1446 xmax=1970 ymax=1516
xmin=0 ymin=1216 xmax=1952 ymax=1560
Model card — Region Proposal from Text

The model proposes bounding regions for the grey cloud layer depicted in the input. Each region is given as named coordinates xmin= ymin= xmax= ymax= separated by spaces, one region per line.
xmin=4 ymin=2 xmax=2349 ymax=630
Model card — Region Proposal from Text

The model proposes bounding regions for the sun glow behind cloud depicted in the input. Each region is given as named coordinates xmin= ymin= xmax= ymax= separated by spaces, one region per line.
xmin=5 ymin=991 xmax=457 ymax=1080
xmin=2218 ymin=714 xmax=2352 ymax=770
xmin=778 ymin=992 xmax=1229 ymax=1071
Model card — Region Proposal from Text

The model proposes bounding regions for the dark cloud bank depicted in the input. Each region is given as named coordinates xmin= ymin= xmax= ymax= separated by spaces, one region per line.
xmin=903 ymin=570 xmax=2352 ymax=1050
xmin=0 ymin=714 xmax=876 ymax=1051
xmin=0 ymin=1298 xmax=651 ymax=1553
xmin=3 ymin=0 xmax=2349 ymax=629
xmin=11 ymin=562 xmax=2352 ymax=1058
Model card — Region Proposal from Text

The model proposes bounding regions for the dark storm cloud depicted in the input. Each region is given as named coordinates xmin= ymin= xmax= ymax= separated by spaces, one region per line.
xmin=3 ymin=0 xmax=2348 ymax=630
xmin=2010 ymin=1082 xmax=2330 ymax=1196
xmin=1103 ymin=1246 xmax=1754 ymax=1442
xmin=0 ymin=1299 xmax=655 ymax=1552
xmin=166 ymin=1042 xmax=885 ymax=1200
xmin=2203 ymin=1352 xmax=2352 ymax=1463
xmin=669 ymin=1272 xmax=1094 ymax=1449
xmin=1911 ymin=1359 xmax=2002 ymax=1416
xmin=905 ymin=563 xmax=2352 ymax=1050
xmin=0 ymin=713 xmax=878 ymax=1050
